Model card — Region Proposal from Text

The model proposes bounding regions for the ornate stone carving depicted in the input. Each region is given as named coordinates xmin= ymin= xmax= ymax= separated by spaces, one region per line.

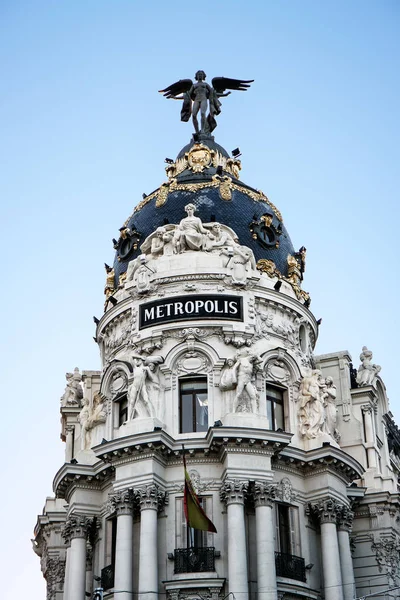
xmin=78 ymin=392 xmax=107 ymax=450
xmin=60 ymin=368 xmax=83 ymax=406
xmin=356 ymin=346 xmax=381 ymax=387
xmin=337 ymin=506 xmax=354 ymax=532
xmin=109 ymin=489 xmax=135 ymax=516
xmin=62 ymin=514 xmax=93 ymax=545
xmin=222 ymin=349 xmax=262 ymax=413
xmin=221 ymin=243 xmax=257 ymax=286
xmin=45 ymin=556 xmax=65 ymax=600
xmin=136 ymin=484 xmax=168 ymax=512
xmin=371 ymin=536 xmax=400 ymax=582
xmin=173 ymin=203 xmax=210 ymax=253
xmin=322 ymin=376 xmax=340 ymax=441
xmin=275 ymin=477 xmax=296 ymax=504
xmin=253 ymin=481 xmax=277 ymax=507
xmin=265 ymin=359 xmax=291 ymax=385
xmin=174 ymin=351 xmax=212 ymax=375
xmin=101 ymin=310 xmax=132 ymax=358
xmin=307 ymin=498 xmax=344 ymax=524
xmin=220 ymin=479 xmax=249 ymax=505
xmin=298 ymin=369 xmax=325 ymax=439
xmin=127 ymin=354 xmax=164 ymax=421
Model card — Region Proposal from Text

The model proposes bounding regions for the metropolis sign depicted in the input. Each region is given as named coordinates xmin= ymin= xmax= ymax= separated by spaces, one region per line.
xmin=139 ymin=294 xmax=243 ymax=329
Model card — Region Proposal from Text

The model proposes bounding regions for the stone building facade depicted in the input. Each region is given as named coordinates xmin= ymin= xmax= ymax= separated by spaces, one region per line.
xmin=33 ymin=131 xmax=400 ymax=600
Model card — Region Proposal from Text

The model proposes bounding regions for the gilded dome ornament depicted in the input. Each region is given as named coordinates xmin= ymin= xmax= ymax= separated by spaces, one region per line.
xmin=185 ymin=143 xmax=214 ymax=173
xmin=159 ymin=71 xmax=254 ymax=134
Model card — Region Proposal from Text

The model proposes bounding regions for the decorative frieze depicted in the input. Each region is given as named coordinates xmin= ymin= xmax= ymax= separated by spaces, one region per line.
xmin=220 ymin=479 xmax=249 ymax=505
xmin=371 ymin=535 xmax=400 ymax=582
xmin=307 ymin=498 xmax=344 ymax=524
xmin=337 ymin=506 xmax=354 ymax=532
xmin=45 ymin=556 xmax=65 ymax=600
xmin=136 ymin=484 xmax=168 ymax=512
xmin=109 ymin=489 xmax=135 ymax=516
xmin=62 ymin=514 xmax=93 ymax=545
xmin=253 ymin=481 xmax=276 ymax=507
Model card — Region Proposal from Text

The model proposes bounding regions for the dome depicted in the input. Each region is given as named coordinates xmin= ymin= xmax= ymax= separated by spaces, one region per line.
xmin=112 ymin=134 xmax=297 ymax=285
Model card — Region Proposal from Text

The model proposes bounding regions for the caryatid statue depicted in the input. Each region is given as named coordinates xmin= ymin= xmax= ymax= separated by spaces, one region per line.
xmin=159 ymin=71 xmax=254 ymax=134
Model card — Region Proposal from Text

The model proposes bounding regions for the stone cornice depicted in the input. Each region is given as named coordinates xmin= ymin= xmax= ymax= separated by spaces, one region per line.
xmin=93 ymin=427 xmax=292 ymax=466
xmin=273 ymin=444 xmax=364 ymax=483
xmin=53 ymin=462 xmax=114 ymax=500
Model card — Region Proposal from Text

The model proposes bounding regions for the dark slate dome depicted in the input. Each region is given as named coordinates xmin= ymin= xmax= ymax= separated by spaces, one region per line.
xmin=113 ymin=135 xmax=295 ymax=283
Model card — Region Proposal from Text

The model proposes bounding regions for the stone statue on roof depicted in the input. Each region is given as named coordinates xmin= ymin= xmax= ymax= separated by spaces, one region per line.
xmin=159 ymin=71 xmax=254 ymax=134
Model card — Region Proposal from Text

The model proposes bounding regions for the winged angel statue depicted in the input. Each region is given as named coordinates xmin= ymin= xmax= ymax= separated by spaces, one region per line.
xmin=159 ymin=70 xmax=254 ymax=134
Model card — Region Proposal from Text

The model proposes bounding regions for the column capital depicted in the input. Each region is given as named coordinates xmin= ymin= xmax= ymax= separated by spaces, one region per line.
xmin=361 ymin=404 xmax=373 ymax=414
xmin=337 ymin=506 xmax=354 ymax=532
xmin=307 ymin=498 xmax=344 ymax=524
xmin=62 ymin=514 xmax=93 ymax=545
xmin=136 ymin=484 xmax=168 ymax=512
xmin=220 ymin=479 xmax=249 ymax=506
xmin=65 ymin=424 xmax=75 ymax=433
xmin=253 ymin=481 xmax=277 ymax=508
xmin=109 ymin=488 xmax=135 ymax=516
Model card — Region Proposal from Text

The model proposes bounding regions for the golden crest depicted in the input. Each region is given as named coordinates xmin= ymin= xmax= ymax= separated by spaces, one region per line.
xmin=257 ymin=259 xmax=278 ymax=277
xmin=156 ymin=183 xmax=170 ymax=207
xmin=186 ymin=144 xmax=213 ymax=173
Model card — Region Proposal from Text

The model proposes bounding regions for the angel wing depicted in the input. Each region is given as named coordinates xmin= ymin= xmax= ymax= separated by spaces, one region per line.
xmin=211 ymin=77 xmax=254 ymax=94
xmin=158 ymin=79 xmax=193 ymax=99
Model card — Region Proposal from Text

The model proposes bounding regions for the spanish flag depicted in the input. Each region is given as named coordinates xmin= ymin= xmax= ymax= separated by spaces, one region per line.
xmin=183 ymin=451 xmax=217 ymax=533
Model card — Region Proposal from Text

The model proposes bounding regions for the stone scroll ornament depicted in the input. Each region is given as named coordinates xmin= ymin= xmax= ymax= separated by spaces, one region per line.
xmin=159 ymin=71 xmax=254 ymax=134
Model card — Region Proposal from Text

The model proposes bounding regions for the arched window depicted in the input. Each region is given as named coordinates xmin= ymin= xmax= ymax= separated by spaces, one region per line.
xmin=266 ymin=385 xmax=284 ymax=431
xmin=179 ymin=377 xmax=208 ymax=433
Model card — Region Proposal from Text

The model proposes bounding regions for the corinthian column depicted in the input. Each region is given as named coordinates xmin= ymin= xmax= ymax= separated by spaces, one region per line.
xmin=337 ymin=507 xmax=355 ymax=600
xmin=110 ymin=489 xmax=135 ymax=600
xmin=137 ymin=484 xmax=167 ymax=600
xmin=62 ymin=514 xmax=92 ymax=600
xmin=253 ymin=482 xmax=277 ymax=600
xmin=220 ymin=480 xmax=249 ymax=600
xmin=309 ymin=499 xmax=343 ymax=600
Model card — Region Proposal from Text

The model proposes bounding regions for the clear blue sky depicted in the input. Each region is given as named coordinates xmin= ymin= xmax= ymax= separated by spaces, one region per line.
xmin=1 ymin=1 xmax=399 ymax=598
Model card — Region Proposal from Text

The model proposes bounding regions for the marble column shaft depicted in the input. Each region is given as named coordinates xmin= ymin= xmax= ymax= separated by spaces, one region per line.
xmin=62 ymin=515 xmax=92 ymax=600
xmin=254 ymin=482 xmax=277 ymax=600
xmin=112 ymin=490 xmax=135 ymax=600
xmin=138 ymin=485 xmax=165 ymax=600
xmin=310 ymin=500 xmax=344 ymax=600
xmin=338 ymin=508 xmax=355 ymax=600
xmin=221 ymin=480 xmax=249 ymax=600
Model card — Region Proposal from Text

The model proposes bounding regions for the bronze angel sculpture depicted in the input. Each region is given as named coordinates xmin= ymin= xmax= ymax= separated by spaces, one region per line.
xmin=159 ymin=70 xmax=254 ymax=134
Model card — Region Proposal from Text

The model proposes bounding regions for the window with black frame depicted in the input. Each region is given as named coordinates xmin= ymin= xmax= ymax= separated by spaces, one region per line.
xmin=266 ymin=385 xmax=284 ymax=431
xmin=116 ymin=392 xmax=128 ymax=427
xmin=274 ymin=503 xmax=305 ymax=582
xmin=174 ymin=496 xmax=215 ymax=573
xmin=179 ymin=377 xmax=208 ymax=433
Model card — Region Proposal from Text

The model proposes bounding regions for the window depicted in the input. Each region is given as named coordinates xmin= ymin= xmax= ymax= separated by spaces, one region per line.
xmin=174 ymin=496 xmax=215 ymax=573
xmin=266 ymin=386 xmax=284 ymax=431
xmin=179 ymin=378 xmax=208 ymax=433
xmin=175 ymin=496 xmax=212 ymax=549
xmin=275 ymin=504 xmax=301 ymax=557
xmin=116 ymin=392 xmax=128 ymax=427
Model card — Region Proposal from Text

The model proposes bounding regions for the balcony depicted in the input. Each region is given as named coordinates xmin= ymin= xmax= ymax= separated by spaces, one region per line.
xmin=275 ymin=552 xmax=306 ymax=582
xmin=101 ymin=564 xmax=115 ymax=589
xmin=174 ymin=547 xmax=215 ymax=573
